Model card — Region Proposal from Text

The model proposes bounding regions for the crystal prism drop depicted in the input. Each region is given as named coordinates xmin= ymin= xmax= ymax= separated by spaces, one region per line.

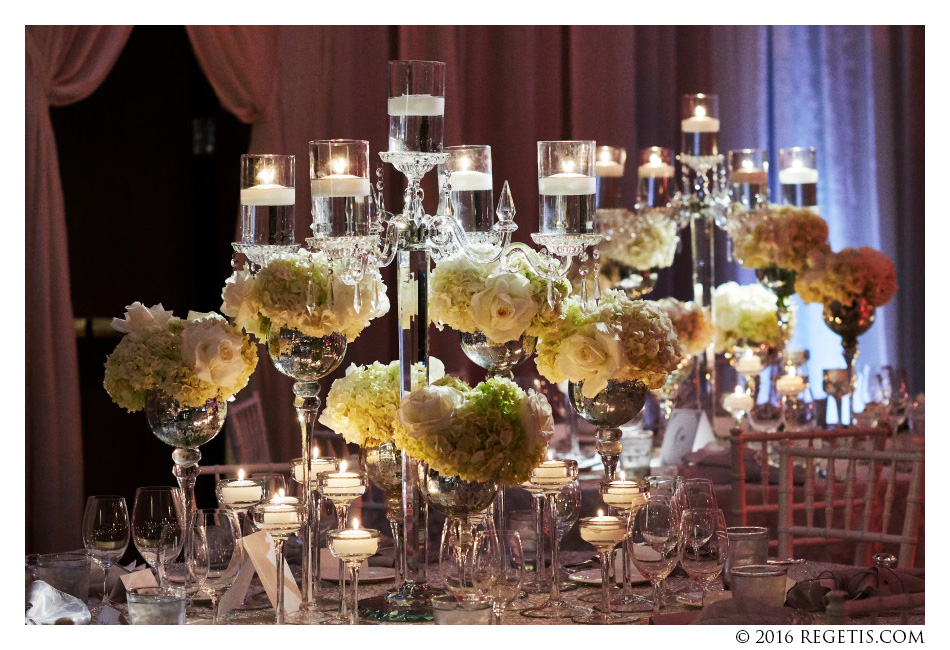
xmin=546 ymin=279 xmax=555 ymax=311
xmin=353 ymin=282 xmax=362 ymax=313
xmin=496 ymin=181 xmax=516 ymax=221
xmin=306 ymin=278 xmax=316 ymax=316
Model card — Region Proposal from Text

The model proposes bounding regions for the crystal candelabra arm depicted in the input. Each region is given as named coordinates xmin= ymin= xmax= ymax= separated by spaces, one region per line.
xmin=426 ymin=178 xmax=519 ymax=264
xmin=371 ymin=216 xmax=401 ymax=268
xmin=498 ymin=242 xmax=574 ymax=282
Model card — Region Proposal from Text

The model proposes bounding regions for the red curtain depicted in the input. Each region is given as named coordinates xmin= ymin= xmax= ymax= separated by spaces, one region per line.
xmin=26 ymin=25 xmax=132 ymax=553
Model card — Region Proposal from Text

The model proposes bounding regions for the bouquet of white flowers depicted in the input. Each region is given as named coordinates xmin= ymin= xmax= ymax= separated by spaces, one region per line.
xmin=429 ymin=250 xmax=570 ymax=345
xmin=600 ymin=210 xmax=680 ymax=270
xmin=655 ymin=298 xmax=713 ymax=358
xmin=729 ymin=206 xmax=831 ymax=274
xmin=711 ymin=282 xmax=789 ymax=353
xmin=534 ymin=290 xmax=683 ymax=398
xmin=393 ymin=376 xmax=553 ymax=486
xmin=220 ymin=250 xmax=389 ymax=342
xmin=797 ymin=247 xmax=897 ymax=308
xmin=104 ymin=303 xmax=258 ymax=412
xmin=318 ymin=358 xmax=445 ymax=447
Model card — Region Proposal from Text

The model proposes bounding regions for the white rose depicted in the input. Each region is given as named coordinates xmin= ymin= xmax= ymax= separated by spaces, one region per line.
xmin=521 ymin=389 xmax=555 ymax=442
xmin=470 ymin=273 xmax=538 ymax=343
xmin=180 ymin=321 xmax=247 ymax=387
xmin=396 ymin=385 xmax=464 ymax=438
xmin=221 ymin=271 xmax=263 ymax=336
xmin=555 ymin=323 xmax=622 ymax=398
xmin=111 ymin=302 xmax=176 ymax=339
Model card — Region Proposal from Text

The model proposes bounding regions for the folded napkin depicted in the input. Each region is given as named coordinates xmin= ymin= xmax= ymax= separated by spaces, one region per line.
xmin=25 ymin=581 xmax=91 ymax=625
xmin=693 ymin=596 xmax=796 ymax=625
xmin=785 ymin=566 xmax=925 ymax=612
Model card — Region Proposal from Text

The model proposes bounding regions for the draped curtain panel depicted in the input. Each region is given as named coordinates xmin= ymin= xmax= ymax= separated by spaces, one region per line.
xmin=25 ymin=25 xmax=132 ymax=553
xmin=184 ymin=25 xmax=922 ymax=458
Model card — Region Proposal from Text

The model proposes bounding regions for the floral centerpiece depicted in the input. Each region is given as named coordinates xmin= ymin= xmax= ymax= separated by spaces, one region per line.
xmin=429 ymin=250 xmax=570 ymax=345
xmin=730 ymin=206 xmax=831 ymax=275
xmin=600 ymin=210 xmax=680 ymax=271
xmin=104 ymin=302 xmax=258 ymax=413
xmin=711 ymin=282 xmax=789 ymax=354
xmin=654 ymin=298 xmax=713 ymax=358
xmin=534 ymin=289 xmax=683 ymax=399
xmin=393 ymin=376 xmax=553 ymax=486
xmin=796 ymin=247 xmax=897 ymax=309
xmin=220 ymin=250 xmax=389 ymax=342
xmin=318 ymin=358 xmax=445 ymax=447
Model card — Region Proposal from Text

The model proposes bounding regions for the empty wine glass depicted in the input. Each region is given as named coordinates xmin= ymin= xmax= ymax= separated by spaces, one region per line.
xmin=132 ymin=486 xmax=183 ymax=569
xmin=473 ymin=529 xmax=525 ymax=624
xmin=158 ymin=522 xmax=206 ymax=602
xmin=251 ymin=473 xmax=288 ymax=501
xmin=679 ymin=508 xmax=728 ymax=607
xmin=440 ymin=514 xmax=494 ymax=597
xmin=681 ymin=478 xmax=717 ymax=509
xmin=822 ymin=369 xmax=852 ymax=427
xmin=82 ymin=495 xmax=130 ymax=614
xmin=191 ymin=509 xmax=244 ymax=625
xmin=628 ymin=496 xmax=682 ymax=616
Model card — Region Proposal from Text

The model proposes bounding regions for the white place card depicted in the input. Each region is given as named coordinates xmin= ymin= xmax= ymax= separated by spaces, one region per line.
xmin=243 ymin=531 xmax=301 ymax=614
xmin=659 ymin=409 xmax=715 ymax=465
xmin=217 ymin=539 xmax=255 ymax=617
xmin=119 ymin=567 xmax=158 ymax=592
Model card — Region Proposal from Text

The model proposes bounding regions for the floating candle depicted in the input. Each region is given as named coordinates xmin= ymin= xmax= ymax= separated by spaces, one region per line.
xmin=217 ymin=469 xmax=264 ymax=506
xmin=776 ymin=374 xmax=806 ymax=397
xmin=387 ymin=94 xmax=445 ymax=116
xmin=538 ymin=173 xmax=597 ymax=196
xmin=240 ymin=183 xmax=295 ymax=206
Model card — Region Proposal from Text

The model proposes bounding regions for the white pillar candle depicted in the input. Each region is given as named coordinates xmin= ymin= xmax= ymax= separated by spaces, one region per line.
xmin=330 ymin=528 xmax=380 ymax=557
xmin=723 ymin=391 xmax=755 ymax=415
xmin=638 ymin=161 xmax=675 ymax=178
xmin=778 ymin=167 xmax=819 ymax=185
xmin=240 ymin=183 xmax=296 ymax=206
xmin=580 ymin=515 xmax=626 ymax=545
xmin=444 ymin=169 xmax=493 ymax=191
xmin=538 ymin=173 xmax=597 ymax=196
xmin=730 ymin=169 xmax=768 ymax=184
xmin=776 ymin=374 xmax=806 ymax=397
xmin=219 ymin=480 xmax=264 ymax=505
xmin=387 ymin=94 xmax=445 ymax=116
xmin=311 ymin=175 xmax=371 ymax=198
xmin=594 ymin=160 xmax=624 ymax=178
xmin=681 ymin=115 xmax=720 ymax=133
xmin=735 ymin=355 xmax=764 ymax=375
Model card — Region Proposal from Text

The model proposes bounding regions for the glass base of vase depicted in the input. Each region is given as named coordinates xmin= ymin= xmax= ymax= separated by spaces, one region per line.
xmin=607 ymin=593 xmax=652 ymax=613
xmin=521 ymin=599 xmax=591 ymax=619
xmin=284 ymin=608 xmax=330 ymax=625
xmin=573 ymin=610 xmax=643 ymax=625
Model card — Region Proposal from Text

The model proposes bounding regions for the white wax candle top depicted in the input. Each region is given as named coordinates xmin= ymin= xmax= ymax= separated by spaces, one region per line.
xmin=776 ymin=374 xmax=806 ymax=396
xmin=293 ymin=459 xmax=338 ymax=483
xmin=778 ymin=167 xmax=819 ymax=184
xmin=723 ymin=392 xmax=755 ymax=413
xmin=638 ymin=162 xmax=675 ymax=179
xmin=311 ymin=176 xmax=371 ymax=197
xmin=387 ymin=94 xmax=445 ymax=116
xmin=735 ymin=356 xmax=764 ymax=374
xmin=441 ymin=169 xmax=493 ymax=192
xmin=218 ymin=480 xmax=263 ymax=505
xmin=538 ymin=173 xmax=597 ymax=196
xmin=533 ymin=461 xmax=571 ymax=478
xmin=730 ymin=169 xmax=768 ymax=184
xmin=594 ymin=160 xmax=624 ymax=178
xmin=240 ymin=184 xmax=296 ymax=206
xmin=681 ymin=116 xmax=721 ymax=133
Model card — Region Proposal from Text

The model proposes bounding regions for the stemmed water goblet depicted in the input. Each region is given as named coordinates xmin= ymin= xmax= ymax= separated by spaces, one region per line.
xmin=822 ymin=369 xmax=852 ymax=427
xmin=679 ymin=508 xmax=728 ymax=607
xmin=522 ymin=459 xmax=589 ymax=619
xmin=82 ymin=495 xmax=130 ymax=616
xmin=681 ymin=478 xmax=717 ymax=509
xmin=645 ymin=476 xmax=685 ymax=603
xmin=251 ymin=492 xmax=306 ymax=624
xmin=157 ymin=522 xmax=206 ymax=606
xmin=472 ymin=529 xmax=525 ymax=624
xmin=318 ymin=461 xmax=367 ymax=624
xmin=328 ymin=521 xmax=380 ymax=625
xmin=190 ymin=509 xmax=243 ymax=625
xmin=132 ymin=486 xmax=183 ymax=570
xmin=628 ymin=496 xmax=682 ymax=616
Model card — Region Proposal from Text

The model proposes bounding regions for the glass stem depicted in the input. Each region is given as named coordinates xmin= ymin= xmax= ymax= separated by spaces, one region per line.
xmin=652 ymin=581 xmax=662 ymax=615
xmin=100 ymin=559 xmax=111 ymax=605
xmin=389 ymin=518 xmax=405 ymax=586
xmin=294 ymin=381 xmax=321 ymax=608
xmin=336 ymin=503 xmax=350 ymax=617
xmin=622 ymin=534 xmax=632 ymax=597
xmin=349 ymin=565 xmax=360 ymax=625
xmin=534 ymin=494 xmax=546 ymax=584
xmin=210 ymin=591 xmax=218 ymax=625
xmin=274 ymin=538 xmax=286 ymax=625
xmin=600 ymin=549 xmax=612 ymax=617
xmin=313 ymin=491 xmax=323 ymax=600
xmin=547 ymin=493 xmax=561 ymax=602
xmin=834 ymin=396 xmax=845 ymax=428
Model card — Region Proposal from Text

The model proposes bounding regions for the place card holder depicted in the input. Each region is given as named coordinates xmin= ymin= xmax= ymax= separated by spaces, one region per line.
xmin=216 ymin=538 xmax=254 ymax=617
xmin=242 ymin=530 xmax=302 ymax=614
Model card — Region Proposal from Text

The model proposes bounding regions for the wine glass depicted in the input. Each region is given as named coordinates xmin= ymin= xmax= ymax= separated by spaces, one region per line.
xmin=132 ymin=486 xmax=183 ymax=569
xmin=251 ymin=473 xmax=288 ymax=501
xmin=82 ymin=495 xmax=130 ymax=614
xmin=628 ymin=496 xmax=682 ymax=616
xmin=473 ymin=529 xmax=525 ymax=624
xmin=157 ymin=522 xmax=206 ymax=601
xmin=679 ymin=508 xmax=728 ymax=607
xmin=681 ymin=478 xmax=717 ymax=509
xmin=439 ymin=514 xmax=494 ymax=597
xmin=822 ymin=369 xmax=852 ymax=427
xmin=191 ymin=509 xmax=244 ymax=625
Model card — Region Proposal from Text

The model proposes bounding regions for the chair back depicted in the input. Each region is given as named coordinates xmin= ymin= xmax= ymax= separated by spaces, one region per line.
xmin=226 ymin=391 xmax=272 ymax=464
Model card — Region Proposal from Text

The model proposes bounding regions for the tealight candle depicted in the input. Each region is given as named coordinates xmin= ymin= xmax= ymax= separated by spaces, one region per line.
xmin=778 ymin=166 xmax=819 ymax=185
xmin=730 ymin=168 xmax=768 ymax=185
xmin=735 ymin=355 xmax=764 ymax=376
xmin=579 ymin=513 xmax=626 ymax=546
xmin=776 ymin=374 xmax=806 ymax=397
xmin=445 ymin=169 xmax=493 ymax=191
xmin=601 ymin=480 xmax=649 ymax=512
xmin=723 ymin=388 xmax=755 ymax=416
xmin=321 ymin=461 xmax=366 ymax=501
xmin=638 ymin=160 xmax=675 ymax=179
xmin=292 ymin=456 xmax=340 ymax=484
xmin=240 ymin=183 xmax=296 ymax=206
xmin=329 ymin=520 xmax=380 ymax=559
xmin=594 ymin=160 xmax=624 ymax=178
xmin=310 ymin=175 xmax=371 ymax=198
xmin=681 ymin=109 xmax=721 ymax=134
xmin=217 ymin=469 xmax=265 ymax=506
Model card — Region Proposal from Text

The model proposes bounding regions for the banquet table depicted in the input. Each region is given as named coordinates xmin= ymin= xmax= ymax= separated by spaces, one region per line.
xmin=89 ymin=552 xmax=922 ymax=626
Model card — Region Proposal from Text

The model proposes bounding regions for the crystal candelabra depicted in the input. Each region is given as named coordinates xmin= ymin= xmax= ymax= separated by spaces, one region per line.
xmin=674 ymin=93 xmax=729 ymax=422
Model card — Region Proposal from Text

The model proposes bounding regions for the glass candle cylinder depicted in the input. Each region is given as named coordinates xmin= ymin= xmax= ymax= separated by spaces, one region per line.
xmin=594 ymin=145 xmax=626 ymax=210
xmin=239 ymin=154 xmax=296 ymax=246
xmin=723 ymin=526 xmax=768 ymax=588
xmin=637 ymin=146 xmax=675 ymax=208
xmin=681 ymin=94 xmax=720 ymax=157
xmin=309 ymin=139 xmax=372 ymax=240
xmin=537 ymin=140 xmax=596 ymax=235
xmin=730 ymin=564 xmax=788 ymax=607
xmin=728 ymin=149 xmax=769 ymax=210
xmin=778 ymin=147 xmax=818 ymax=207
xmin=388 ymin=60 xmax=446 ymax=153
xmin=438 ymin=145 xmax=494 ymax=236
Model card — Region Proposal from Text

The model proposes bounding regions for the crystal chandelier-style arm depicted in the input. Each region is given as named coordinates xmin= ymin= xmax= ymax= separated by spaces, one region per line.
xmin=426 ymin=179 xmax=519 ymax=264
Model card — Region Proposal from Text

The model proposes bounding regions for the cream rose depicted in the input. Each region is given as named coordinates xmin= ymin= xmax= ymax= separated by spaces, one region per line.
xmin=396 ymin=384 xmax=464 ymax=438
xmin=111 ymin=302 xmax=176 ymax=340
xmin=180 ymin=321 xmax=247 ymax=387
xmin=221 ymin=270 xmax=263 ymax=336
xmin=521 ymin=389 xmax=555 ymax=442
xmin=470 ymin=273 xmax=538 ymax=343
xmin=555 ymin=323 xmax=622 ymax=398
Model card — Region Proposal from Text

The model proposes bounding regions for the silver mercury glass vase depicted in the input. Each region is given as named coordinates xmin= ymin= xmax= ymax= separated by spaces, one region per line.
xmin=823 ymin=298 xmax=876 ymax=424
xmin=459 ymin=330 xmax=536 ymax=381
xmin=755 ymin=266 xmax=797 ymax=360
xmin=361 ymin=443 xmax=407 ymax=591
xmin=569 ymin=379 xmax=648 ymax=481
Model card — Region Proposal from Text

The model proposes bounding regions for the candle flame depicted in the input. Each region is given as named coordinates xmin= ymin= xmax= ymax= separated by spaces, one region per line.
xmin=561 ymin=160 xmax=575 ymax=174
xmin=339 ymin=459 xmax=348 ymax=473
xmin=619 ymin=469 xmax=627 ymax=481
xmin=786 ymin=366 xmax=797 ymax=377
xmin=649 ymin=152 xmax=662 ymax=166
xmin=597 ymin=509 xmax=604 ymax=517
xmin=352 ymin=518 xmax=360 ymax=530
xmin=256 ymin=166 xmax=276 ymax=185
xmin=741 ymin=159 xmax=754 ymax=171
xmin=238 ymin=468 xmax=245 ymax=481
xmin=547 ymin=449 xmax=554 ymax=461
xmin=458 ymin=156 xmax=472 ymax=172
xmin=273 ymin=488 xmax=285 ymax=504
xmin=312 ymin=446 xmax=319 ymax=459
xmin=792 ymin=159 xmax=804 ymax=169
xmin=331 ymin=157 xmax=348 ymax=175
xmin=694 ymin=105 xmax=707 ymax=119
xmin=600 ymin=149 xmax=612 ymax=163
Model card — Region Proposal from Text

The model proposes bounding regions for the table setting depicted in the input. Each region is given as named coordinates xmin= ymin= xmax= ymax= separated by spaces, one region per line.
xmin=27 ymin=54 xmax=923 ymax=629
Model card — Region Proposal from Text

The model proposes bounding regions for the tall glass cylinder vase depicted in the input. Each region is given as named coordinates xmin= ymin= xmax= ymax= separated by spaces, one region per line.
xmin=569 ymin=380 xmax=648 ymax=481
xmin=266 ymin=326 xmax=347 ymax=623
